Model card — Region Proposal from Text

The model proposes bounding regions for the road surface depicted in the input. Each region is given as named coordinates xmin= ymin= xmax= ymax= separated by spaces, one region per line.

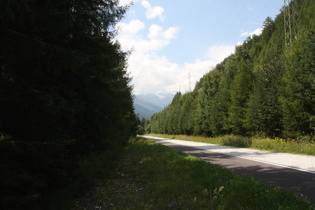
xmin=143 ymin=136 xmax=315 ymax=203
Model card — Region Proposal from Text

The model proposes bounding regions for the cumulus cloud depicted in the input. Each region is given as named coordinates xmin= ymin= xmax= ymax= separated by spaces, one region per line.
xmin=115 ymin=1 xmax=237 ymax=95
xmin=146 ymin=6 xmax=164 ymax=20
xmin=206 ymin=45 xmax=235 ymax=63
xmin=241 ymin=28 xmax=263 ymax=38
xmin=116 ymin=19 xmax=182 ymax=94
xmin=147 ymin=24 xmax=177 ymax=50
xmin=127 ymin=52 xmax=216 ymax=95
xmin=141 ymin=0 xmax=165 ymax=21
xmin=116 ymin=19 xmax=220 ymax=95
xmin=116 ymin=20 xmax=178 ymax=53
xmin=116 ymin=19 xmax=145 ymax=35
xmin=128 ymin=54 xmax=179 ymax=94
xmin=115 ymin=18 xmax=237 ymax=95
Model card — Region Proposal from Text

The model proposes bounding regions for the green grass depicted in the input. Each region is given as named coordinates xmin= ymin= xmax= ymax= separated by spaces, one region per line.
xmin=74 ymin=137 xmax=314 ymax=209
xmin=221 ymin=135 xmax=252 ymax=148
xmin=148 ymin=134 xmax=315 ymax=156
xmin=252 ymin=137 xmax=315 ymax=155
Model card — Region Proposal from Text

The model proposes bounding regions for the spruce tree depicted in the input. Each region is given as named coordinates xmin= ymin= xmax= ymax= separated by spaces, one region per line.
xmin=281 ymin=30 xmax=315 ymax=138
xmin=0 ymin=0 xmax=136 ymax=208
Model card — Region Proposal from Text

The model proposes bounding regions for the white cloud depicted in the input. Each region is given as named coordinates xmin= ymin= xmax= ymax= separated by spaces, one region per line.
xmin=118 ymin=0 xmax=139 ymax=6
xmin=147 ymin=24 xmax=177 ymax=49
xmin=116 ymin=19 xmax=230 ymax=95
xmin=116 ymin=19 xmax=183 ymax=94
xmin=117 ymin=20 xmax=178 ymax=53
xmin=176 ymin=60 xmax=217 ymax=93
xmin=128 ymin=54 xmax=179 ymax=94
xmin=146 ymin=6 xmax=164 ymax=21
xmin=141 ymin=0 xmax=151 ymax=8
xmin=116 ymin=19 xmax=145 ymax=36
xmin=241 ymin=28 xmax=262 ymax=38
xmin=127 ymin=51 xmax=215 ymax=95
xmin=141 ymin=0 xmax=165 ymax=21
xmin=206 ymin=45 xmax=235 ymax=63
xmin=116 ymin=19 xmax=214 ymax=94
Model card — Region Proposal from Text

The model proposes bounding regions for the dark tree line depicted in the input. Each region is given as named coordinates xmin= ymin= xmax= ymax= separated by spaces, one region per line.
xmin=148 ymin=0 xmax=315 ymax=140
xmin=1 ymin=0 xmax=136 ymax=208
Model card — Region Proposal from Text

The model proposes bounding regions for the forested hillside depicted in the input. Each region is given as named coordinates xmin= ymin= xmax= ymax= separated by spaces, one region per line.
xmin=148 ymin=0 xmax=315 ymax=139
xmin=0 ymin=0 xmax=136 ymax=208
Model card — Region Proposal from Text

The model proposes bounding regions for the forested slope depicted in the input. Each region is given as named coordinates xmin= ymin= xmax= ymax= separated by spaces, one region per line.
xmin=0 ymin=0 xmax=136 ymax=208
xmin=148 ymin=0 xmax=315 ymax=139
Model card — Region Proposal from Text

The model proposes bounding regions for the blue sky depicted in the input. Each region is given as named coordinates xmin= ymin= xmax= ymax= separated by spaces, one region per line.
xmin=116 ymin=0 xmax=284 ymax=95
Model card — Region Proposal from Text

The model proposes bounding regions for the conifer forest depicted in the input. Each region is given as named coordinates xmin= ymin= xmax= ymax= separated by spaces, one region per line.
xmin=147 ymin=0 xmax=315 ymax=140
xmin=1 ymin=0 xmax=136 ymax=208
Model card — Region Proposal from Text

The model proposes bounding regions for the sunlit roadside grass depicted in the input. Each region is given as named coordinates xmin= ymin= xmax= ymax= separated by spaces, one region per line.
xmin=148 ymin=134 xmax=315 ymax=156
xmin=75 ymin=137 xmax=313 ymax=209
xmin=252 ymin=137 xmax=315 ymax=155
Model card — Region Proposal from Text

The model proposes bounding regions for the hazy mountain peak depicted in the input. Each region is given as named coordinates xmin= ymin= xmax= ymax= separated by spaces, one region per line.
xmin=134 ymin=92 xmax=174 ymax=119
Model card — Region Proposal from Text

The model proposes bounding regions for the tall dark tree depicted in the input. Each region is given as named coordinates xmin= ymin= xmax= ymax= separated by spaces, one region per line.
xmin=0 ymin=0 xmax=136 ymax=208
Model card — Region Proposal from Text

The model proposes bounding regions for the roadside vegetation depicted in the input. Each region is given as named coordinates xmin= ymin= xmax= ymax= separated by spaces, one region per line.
xmin=147 ymin=134 xmax=315 ymax=156
xmin=75 ymin=137 xmax=314 ymax=209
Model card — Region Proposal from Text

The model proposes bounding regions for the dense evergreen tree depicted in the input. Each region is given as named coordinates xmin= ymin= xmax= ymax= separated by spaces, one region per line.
xmin=246 ymin=54 xmax=284 ymax=137
xmin=281 ymin=30 xmax=315 ymax=137
xmin=0 ymin=0 xmax=136 ymax=208
xmin=228 ymin=45 xmax=253 ymax=135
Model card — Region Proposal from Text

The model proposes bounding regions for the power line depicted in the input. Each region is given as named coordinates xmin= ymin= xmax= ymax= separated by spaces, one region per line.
xmin=221 ymin=1 xmax=283 ymax=47
xmin=284 ymin=0 xmax=299 ymax=48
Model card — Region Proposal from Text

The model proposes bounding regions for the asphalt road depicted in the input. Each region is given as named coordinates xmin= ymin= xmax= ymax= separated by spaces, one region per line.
xmin=143 ymin=136 xmax=315 ymax=203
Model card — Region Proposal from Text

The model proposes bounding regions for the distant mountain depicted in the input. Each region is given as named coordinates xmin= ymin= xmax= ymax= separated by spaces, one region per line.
xmin=134 ymin=93 xmax=174 ymax=120
xmin=134 ymin=104 xmax=158 ymax=120
xmin=137 ymin=93 xmax=174 ymax=108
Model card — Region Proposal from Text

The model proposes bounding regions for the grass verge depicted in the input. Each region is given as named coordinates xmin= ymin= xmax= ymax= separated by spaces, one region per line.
xmin=148 ymin=134 xmax=315 ymax=156
xmin=74 ymin=137 xmax=314 ymax=209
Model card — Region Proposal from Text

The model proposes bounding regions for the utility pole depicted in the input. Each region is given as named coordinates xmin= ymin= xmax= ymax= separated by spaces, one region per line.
xmin=284 ymin=0 xmax=299 ymax=48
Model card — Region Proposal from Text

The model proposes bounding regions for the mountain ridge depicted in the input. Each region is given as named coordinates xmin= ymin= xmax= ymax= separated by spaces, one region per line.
xmin=134 ymin=93 xmax=174 ymax=120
